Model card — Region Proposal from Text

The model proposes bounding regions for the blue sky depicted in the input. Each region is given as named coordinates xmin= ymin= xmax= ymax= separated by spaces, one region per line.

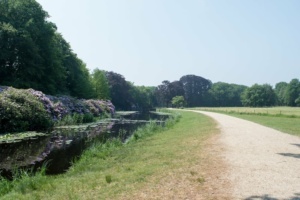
xmin=36 ymin=0 xmax=300 ymax=87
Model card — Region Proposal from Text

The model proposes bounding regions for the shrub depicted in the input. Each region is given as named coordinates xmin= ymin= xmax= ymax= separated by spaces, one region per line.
xmin=0 ymin=87 xmax=115 ymax=133
xmin=0 ymin=88 xmax=52 ymax=133
xmin=84 ymin=100 xmax=115 ymax=117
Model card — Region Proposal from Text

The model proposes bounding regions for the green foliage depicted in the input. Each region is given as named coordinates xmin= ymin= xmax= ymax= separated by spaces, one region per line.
xmin=106 ymin=71 xmax=132 ymax=110
xmin=171 ymin=96 xmax=185 ymax=108
xmin=0 ymin=88 xmax=52 ymax=133
xmin=209 ymin=82 xmax=247 ymax=107
xmin=284 ymin=79 xmax=300 ymax=106
xmin=91 ymin=69 xmax=110 ymax=100
xmin=0 ymin=165 xmax=48 ymax=196
xmin=241 ymin=84 xmax=276 ymax=107
xmin=129 ymin=85 xmax=156 ymax=111
xmin=296 ymin=97 xmax=300 ymax=106
xmin=0 ymin=0 xmax=94 ymax=98
xmin=274 ymin=82 xmax=288 ymax=106
xmin=180 ymin=75 xmax=212 ymax=107
xmin=126 ymin=111 xmax=181 ymax=143
xmin=105 ymin=175 xmax=112 ymax=184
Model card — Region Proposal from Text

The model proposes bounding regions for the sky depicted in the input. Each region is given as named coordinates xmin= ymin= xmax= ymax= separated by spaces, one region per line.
xmin=36 ymin=0 xmax=300 ymax=87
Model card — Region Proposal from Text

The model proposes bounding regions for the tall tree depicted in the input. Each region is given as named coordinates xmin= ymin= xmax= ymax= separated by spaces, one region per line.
xmin=129 ymin=85 xmax=156 ymax=111
xmin=179 ymin=75 xmax=212 ymax=107
xmin=155 ymin=80 xmax=171 ymax=107
xmin=0 ymin=0 xmax=66 ymax=94
xmin=241 ymin=84 xmax=276 ymax=107
xmin=209 ymin=82 xmax=247 ymax=107
xmin=284 ymin=79 xmax=300 ymax=107
xmin=106 ymin=71 xmax=131 ymax=110
xmin=274 ymin=82 xmax=288 ymax=106
xmin=169 ymin=81 xmax=185 ymax=100
xmin=91 ymin=68 xmax=110 ymax=100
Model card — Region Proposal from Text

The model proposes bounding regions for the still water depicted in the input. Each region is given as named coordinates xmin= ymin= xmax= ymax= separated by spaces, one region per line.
xmin=0 ymin=112 xmax=169 ymax=178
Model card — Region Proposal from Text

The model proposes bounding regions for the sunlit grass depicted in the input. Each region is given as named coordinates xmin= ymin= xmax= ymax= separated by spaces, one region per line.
xmin=0 ymin=111 xmax=217 ymax=199
xmin=194 ymin=106 xmax=300 ymax=117
xmin=193 ymin=107 xmax=300 ymax=136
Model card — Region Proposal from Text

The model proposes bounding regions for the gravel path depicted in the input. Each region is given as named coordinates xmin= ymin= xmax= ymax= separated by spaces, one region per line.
xmin=191 ymin=111 xmax=300 ymax=200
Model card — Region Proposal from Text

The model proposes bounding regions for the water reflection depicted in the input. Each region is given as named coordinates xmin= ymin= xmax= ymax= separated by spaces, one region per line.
xmin=0 ymin=112 xmax=169 ymax=177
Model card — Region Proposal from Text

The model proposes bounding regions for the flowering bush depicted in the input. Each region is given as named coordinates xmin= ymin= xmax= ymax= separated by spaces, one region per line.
xmin=0 ymin=87 xmax=115 ymax=133
xmin=84 ymin=99 xmax=115 ymax=117
xmin=0 ymin=88 xmax=52 ymax=133
xmin=0 ymin=86 xmax=8 ymax=93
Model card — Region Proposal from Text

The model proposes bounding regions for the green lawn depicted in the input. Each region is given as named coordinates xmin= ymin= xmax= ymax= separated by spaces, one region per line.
xmin=0 ymin=111 xmax=217 ymax=200
xmin=194 ymin=106 xmax=300 ymax=117
xmin=192 ymin=107 xmax=300 ymax=136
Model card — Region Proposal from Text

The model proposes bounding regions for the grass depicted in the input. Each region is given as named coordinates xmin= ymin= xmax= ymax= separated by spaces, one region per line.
xmin=195 ymin=106 xmax=300 ymax=117
xmin=192 ymin=107 xmax=300 ymax=136
xmin=0 ymin=111 xmax=217 ymax=199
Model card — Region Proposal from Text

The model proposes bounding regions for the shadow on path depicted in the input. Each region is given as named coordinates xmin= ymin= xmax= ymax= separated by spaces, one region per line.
xmin=291 ymin=143 xmax=300 ymax=148
xmin=278 ymin=153 xmax=300 ymax=159
xmin=244 ymin=193 xmax=300 ymax=200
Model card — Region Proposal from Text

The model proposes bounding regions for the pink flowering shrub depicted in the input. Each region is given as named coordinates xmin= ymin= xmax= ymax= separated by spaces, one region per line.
xmin=0 ymin=87 xmax=115 ymax=133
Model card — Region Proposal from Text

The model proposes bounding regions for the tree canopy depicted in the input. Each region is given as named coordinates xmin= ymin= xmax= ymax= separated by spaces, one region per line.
xmin=0 ymin=0 xmax=94 ymax=98
xmin=241 ymin=84 xmax=276 ymax=107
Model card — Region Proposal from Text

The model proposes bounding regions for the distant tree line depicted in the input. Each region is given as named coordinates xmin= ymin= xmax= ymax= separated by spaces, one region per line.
xmin=1 ymin=0 xmax=299 ymax=110
xmin=155 ymin=75 xmax=247 ymax=107
xmin=155 ymin=76 xmax=300 ymax=108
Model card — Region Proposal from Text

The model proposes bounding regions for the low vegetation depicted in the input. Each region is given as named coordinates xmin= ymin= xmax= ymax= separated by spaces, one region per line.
xmin=0 ymin=111 xmax=217 ymax=199
xmin=194 ymin=107 xmax=300 ymax=136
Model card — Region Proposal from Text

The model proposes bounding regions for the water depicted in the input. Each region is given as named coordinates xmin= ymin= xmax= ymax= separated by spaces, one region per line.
xmin=0 ymin=112 xmax=169 ymax=178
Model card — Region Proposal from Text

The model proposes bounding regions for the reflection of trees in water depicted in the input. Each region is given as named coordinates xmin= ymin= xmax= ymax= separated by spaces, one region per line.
xmin=0 ymin=113 xmax=166 ymax=175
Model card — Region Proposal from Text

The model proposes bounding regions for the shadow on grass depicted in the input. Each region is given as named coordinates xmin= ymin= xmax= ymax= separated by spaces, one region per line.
xmin=244 ymin=193 xmax=300 ymax=200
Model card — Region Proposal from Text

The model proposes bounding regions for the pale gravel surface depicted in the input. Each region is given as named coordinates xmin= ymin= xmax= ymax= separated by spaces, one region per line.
xmin=191 ymin=110 xmax=300 ymax=200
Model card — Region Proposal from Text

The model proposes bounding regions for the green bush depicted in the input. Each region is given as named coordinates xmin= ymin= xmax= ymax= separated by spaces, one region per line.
xmin=0 ymin=88 xmax=52 ymax=133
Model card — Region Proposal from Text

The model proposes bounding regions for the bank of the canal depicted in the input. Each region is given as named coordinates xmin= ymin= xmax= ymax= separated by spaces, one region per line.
xmin=0 ymin=111 xmax=217 ymax=200
xmin=0 ymin=111 xmax=170 ymax=178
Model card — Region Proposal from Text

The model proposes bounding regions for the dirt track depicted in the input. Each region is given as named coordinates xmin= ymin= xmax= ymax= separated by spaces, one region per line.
xmin=193 ymin=110 xmax=300 ymax=200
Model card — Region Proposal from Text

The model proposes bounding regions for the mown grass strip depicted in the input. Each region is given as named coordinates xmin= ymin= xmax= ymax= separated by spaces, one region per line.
xmin=192 ymin=107 xmax=300 ymax=136
xmin=0 ymin=111 xmax=217 ymax=200
xmin=224 ymin=113 xmax=300 ymax=136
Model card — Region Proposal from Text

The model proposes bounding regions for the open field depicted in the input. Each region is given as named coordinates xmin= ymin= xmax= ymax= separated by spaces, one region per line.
xmin=0 ymin=111 xmax=221 ymax=200
xmin=191 ymin=107 xmax=300 ymax=136
xmin=193 ymin=107 xmax=300 ymax=117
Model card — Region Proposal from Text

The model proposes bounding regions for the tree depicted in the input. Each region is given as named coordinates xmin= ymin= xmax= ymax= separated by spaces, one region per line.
xmin=129 ymin=85 xmax=156 ymax=111
xmin=91 ymin=68 xmax=110 ymax=100
xmin=0 ymin=0 xmax=94 ymax=98
xmin=154 ymin=80 xmax=185 ymax=107
xmin=56 ymin=33 xmax=94 ymax=98
xmin=171 ymin=96 xmax=185 ymax=108
xmin=155 ymin=80 xmax=171 ymax=107
xmin=241 ymin=84 xmax=276 ymax=107
xmin=296 ymin=97 xmax=300 ymax=106
xmin=209 ymin=82 xmax=247 ymax=107
xmin=284 ymin=79 xmax=300 ymax=106
xmin=274 ymin=82 xmax=288 ymax=106
xmin=106 ymin=71 xmax=132 ymax=110
xmin=0 ymin=0 xmax=67 ymax=94
xmin=179 ymin=75 xmax=212 ymax=107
